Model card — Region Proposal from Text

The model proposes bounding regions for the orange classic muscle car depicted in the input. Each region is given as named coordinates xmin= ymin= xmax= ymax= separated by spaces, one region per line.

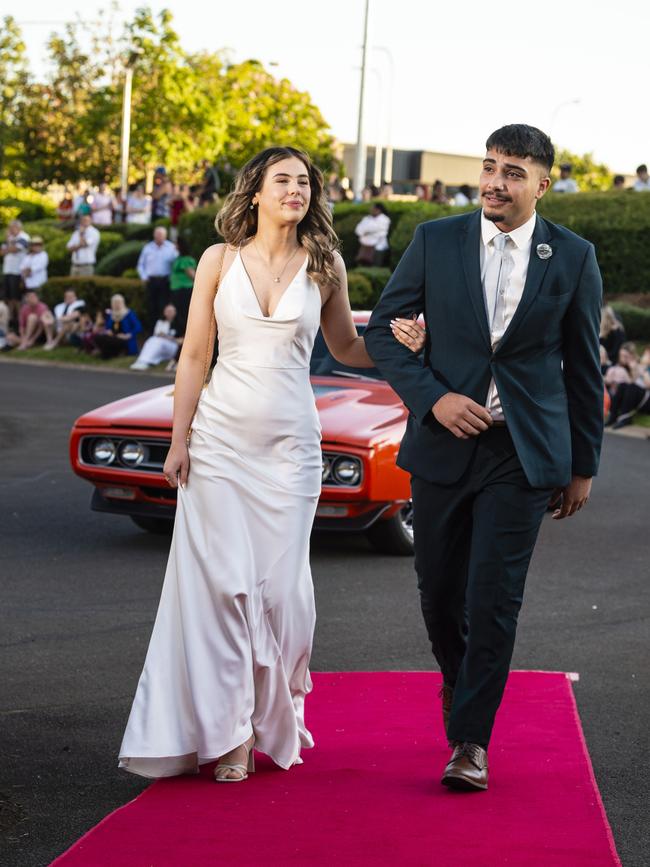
xmin=69 ymin=312 xmax=415 ymax=555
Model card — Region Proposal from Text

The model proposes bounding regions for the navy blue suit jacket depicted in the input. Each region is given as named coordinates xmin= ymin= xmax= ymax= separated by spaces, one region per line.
xmin=364 ymin=209 xmax=604 ymax=489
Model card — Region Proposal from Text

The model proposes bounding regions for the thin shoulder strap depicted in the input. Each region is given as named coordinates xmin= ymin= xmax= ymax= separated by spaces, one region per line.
xmin=201 ymin=244 xmax=226 ymax=384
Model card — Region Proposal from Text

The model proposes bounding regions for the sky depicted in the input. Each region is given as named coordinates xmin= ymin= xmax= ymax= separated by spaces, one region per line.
xmin=14 ymin=0 xmax=650 ymax=174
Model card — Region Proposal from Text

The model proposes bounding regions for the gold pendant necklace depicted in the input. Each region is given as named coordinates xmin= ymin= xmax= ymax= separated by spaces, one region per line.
xmin=254 ymin=240 xmax=301 ymax=283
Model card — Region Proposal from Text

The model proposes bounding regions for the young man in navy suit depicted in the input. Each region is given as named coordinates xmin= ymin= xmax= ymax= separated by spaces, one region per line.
xmin=365 ymin=125 xmax=603 ymax=791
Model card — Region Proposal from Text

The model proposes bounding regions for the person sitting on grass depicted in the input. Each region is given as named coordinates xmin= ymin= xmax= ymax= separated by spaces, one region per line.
xmin=604 ymin=342 xmax=641 ymax=397
xmin=606 ymin=347 xmax=650 ymax=429
xmin=5 ymin=289 xmax=55 ymax=350
xmin=129 ymin=302 xmax=184 ymax=371
xmin=44 ymin=288 xmax=86 ymax=350
xmin=93 ymin=294 xmax=142 ymax=360
xmin=599 ymin=305 xmax=626 ymax=369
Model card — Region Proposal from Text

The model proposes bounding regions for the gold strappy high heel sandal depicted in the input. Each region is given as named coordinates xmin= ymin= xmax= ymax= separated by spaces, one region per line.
xmin=214 ymin=736 xmax=255 ymax=783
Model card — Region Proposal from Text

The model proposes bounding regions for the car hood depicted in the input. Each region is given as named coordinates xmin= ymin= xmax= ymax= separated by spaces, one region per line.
xmin=73 ymin=377 xmax=408 ymax=446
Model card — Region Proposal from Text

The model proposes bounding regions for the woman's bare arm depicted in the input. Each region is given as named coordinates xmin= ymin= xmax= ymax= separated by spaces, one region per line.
xmin=164 ymin=243 xmax=230 ymax=486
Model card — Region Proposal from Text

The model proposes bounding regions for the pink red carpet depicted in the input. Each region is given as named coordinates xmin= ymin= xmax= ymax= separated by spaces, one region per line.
xmin=53 ymin=671 xmax=620 ymax=866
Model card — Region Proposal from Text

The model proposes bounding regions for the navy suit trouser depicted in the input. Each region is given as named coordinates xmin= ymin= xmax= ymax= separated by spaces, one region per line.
xmin=411 ymin=426 xmax=552 ymax=748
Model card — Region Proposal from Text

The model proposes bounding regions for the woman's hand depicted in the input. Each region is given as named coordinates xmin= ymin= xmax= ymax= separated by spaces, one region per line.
xmin=163 ymin=441 xmax=190 ymax=488
xmin=390 ymin=316 xmax=426 ymax=354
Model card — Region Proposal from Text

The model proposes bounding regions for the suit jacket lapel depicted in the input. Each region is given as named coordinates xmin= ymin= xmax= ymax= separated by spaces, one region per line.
xmin=496 ymin=214 xmax=554 ymax=353
xmin=460 ymin=210 xmax=492 ymax=351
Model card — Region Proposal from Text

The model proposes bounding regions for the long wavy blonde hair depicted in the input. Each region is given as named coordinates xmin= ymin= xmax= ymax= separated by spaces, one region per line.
xmin=216 ymin=147 xmax=340 ymax=292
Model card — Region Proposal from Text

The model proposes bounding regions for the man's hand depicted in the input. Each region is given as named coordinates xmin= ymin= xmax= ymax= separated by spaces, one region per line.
xmin=550 ymin=475 xmax=592 ymax=519
xmin=432 ymin=392 xmax=493 ymax=439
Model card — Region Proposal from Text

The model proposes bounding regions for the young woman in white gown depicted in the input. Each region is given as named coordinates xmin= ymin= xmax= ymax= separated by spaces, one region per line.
xmin=118 ymin=147 xmax=424 ymax=782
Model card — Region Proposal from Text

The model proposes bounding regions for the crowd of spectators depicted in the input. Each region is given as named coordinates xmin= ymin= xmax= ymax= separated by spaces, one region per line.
xmin=600 ymin=305 xmax=650 ymax=428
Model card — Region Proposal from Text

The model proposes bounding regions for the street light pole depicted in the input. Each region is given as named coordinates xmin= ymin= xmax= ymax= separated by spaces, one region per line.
xmin=353 ymin=0 xmax=371 ymax=201
xmin=119 ymin=65 xmax=134 ymax=224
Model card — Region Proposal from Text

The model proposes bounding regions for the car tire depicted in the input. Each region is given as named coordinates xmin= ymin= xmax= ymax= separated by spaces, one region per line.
xmin=130 ymin=515 xmax=173 ymax=535
xmin=366 ymin=502 xmax=414 ymax=556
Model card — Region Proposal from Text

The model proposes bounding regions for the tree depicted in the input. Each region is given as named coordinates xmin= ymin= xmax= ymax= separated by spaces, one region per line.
xmin=0 ymin=16 xmax=31 ymax=178
xmin=552 ymin=148 xmax=613 ymax=192
xmin=6 ymin=7 xmax=336 ymax=187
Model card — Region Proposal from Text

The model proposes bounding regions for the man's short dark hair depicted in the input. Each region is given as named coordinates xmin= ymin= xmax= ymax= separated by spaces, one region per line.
xmin=485 ymin=124 xmax=555 ymax=172
xmin=636 ymin=164 xmax=647 ymax=174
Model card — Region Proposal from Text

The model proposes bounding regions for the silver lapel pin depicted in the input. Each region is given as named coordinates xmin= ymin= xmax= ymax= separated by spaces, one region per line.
xmin=536 ymin=243 xmax=553 ymax=260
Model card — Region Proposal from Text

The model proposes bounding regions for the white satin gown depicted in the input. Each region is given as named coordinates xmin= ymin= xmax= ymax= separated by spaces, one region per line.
xmin=119 ymin=251 xmax=322 ymax=777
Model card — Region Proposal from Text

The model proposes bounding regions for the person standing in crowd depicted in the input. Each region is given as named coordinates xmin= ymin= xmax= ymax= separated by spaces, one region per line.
xmin=354 ymin=203 xmax=391 ymax=266
xmin=150 ymin=169 xmax=170 ymax=221
xmin=552 ymin=162 xmax=579 ymax=193
xmin=169 ymin=184 xmax=195 ymax=242
xmin=44 ymin=288 xmax=86 ymax=350
xmin=126 ymin=184 xmax=151 ymax=224
xmin=612 ymin=175 xmax=626 ymax=191
xmin=453 ymin=184 xmax=475 ymax=206
xmin=129 ymin=302 xmax=184 ymax=370
xmin=93 ymin=293 xmax=142 ymax=359
xmin=91 ymin=182 xmax=113 ymax=226
xmin=599 ymin=305 xmax=626 ymax=368
xmin=365 ymin=123 xmax=603 ymax=793
xmin=1 ymin=220 xmax=30 ymax=323
xmin=199 ymin=159 xmax=220 ymax=205
xmin=169 ymin=237 xmax=197 ymax=325
xmin=21 ymin=237 xmax=48 ymax=292
xmin=137 ymin=226 xmax=178 ymax=329
xmin=66 ymin=215 xmax=101 ymax=277
xmin=431 ymin=179 xmax=448 ymax=204
xmin=633 ymin=164 xmax=650 ymax=191
xmin=74 ymin=190 xmax=92 ymax=218
xmin=56 ymin=192 xmax=75 ymax=222
xmin=5 ymin=289 xmax=55 ymax=350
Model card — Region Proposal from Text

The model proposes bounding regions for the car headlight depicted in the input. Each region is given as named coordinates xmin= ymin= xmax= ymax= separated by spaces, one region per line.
xmin=92 ymin=438 xmax=116 ymax=465
xmin=332 ymin=456 xmax=362 ymax=486
xmin=322 ymin=455 xmax=332 ymax=483
xmin=119 ymin=441 xmax=146 ymax=467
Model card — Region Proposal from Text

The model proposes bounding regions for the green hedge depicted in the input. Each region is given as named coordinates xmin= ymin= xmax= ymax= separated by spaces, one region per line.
xmin=347 ymin=272 xmax=374 ymax=309
xmin=44 ymin=231 xmax=124 ymax=277
xmin=95 ymin=240 xmax=146 ymax=276
xmin=40 ymin=276 xmax=145 ymax=321
xmin=610 ymin=303 xmax=650 ymax=341
xmin=21 ymin=220 xmax=67 ymax=243
xmin=169 ymin=194 xmax=650 ymax=300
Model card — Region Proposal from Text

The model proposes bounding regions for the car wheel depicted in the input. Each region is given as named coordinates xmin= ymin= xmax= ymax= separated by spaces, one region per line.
xmin=366 ymin=501 xmax=414 ymax=556
xmin=130 ymin=515 xmax=173 ymax=535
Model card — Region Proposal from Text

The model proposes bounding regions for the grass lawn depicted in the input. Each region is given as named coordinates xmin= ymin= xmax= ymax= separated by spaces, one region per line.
xmin=1 ymin=345 xmax=172 ymax=374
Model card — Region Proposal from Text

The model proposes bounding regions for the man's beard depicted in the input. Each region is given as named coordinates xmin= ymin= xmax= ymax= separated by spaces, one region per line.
xmin=482 ymin=196 xmax=512 ymax=222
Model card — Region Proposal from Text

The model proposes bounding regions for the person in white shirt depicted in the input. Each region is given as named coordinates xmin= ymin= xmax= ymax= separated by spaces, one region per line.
xmin=129 ymin=303 xmax=184 ymax=369
xmin=1 ymin=220 xmax=31 ymax=320
xmin=453 ymin=185 xmax=476 ymax=207
xmin=44 ymin=288 xmax=87 ymax=350
xmin=632 ymin=164 xmax=650 ymax=191
xmin=552 ymin=163 xmax=579 ymax=193
xmin=137 ymin=226 xmax=179 ymax=329
xmin=66 ymin=215 xmax=101 ymax=276
xmin=91 ymin=182 xmax=114 ymax=225
xmin=21 ymin=238 xmax=49 ymax=290
xmin=126 ymin=184 xmax=152 ymax=224
xmin=354 ymin=203 xmax=391 ymax=266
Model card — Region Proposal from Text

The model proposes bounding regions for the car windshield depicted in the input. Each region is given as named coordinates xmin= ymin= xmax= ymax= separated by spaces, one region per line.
xmin=309 ymin=325 xmax=383 ymax=380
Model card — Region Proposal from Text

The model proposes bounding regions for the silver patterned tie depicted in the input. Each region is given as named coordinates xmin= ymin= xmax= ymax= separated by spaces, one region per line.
xmin=485 ymin=233 xmax=512 ymax=344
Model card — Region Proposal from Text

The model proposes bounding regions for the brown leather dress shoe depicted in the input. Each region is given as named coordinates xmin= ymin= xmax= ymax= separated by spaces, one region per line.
xmin=439 ymin=684 xmax=454 ymax=737
xmin=441 ymin=742 xmax=488 ymax=791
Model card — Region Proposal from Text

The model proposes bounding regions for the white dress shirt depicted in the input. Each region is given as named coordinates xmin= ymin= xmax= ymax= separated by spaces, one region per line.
xmin=480 ymin=210 xmax=536 ymax=420
xmin=137 ymin=240 xmax=178 ymax=280
xmin=633 ymin=177 xmax=650 ymax=192
xmin=67 ymin=226 xmax=101 ymax=264
xmin=1 ymin=231 xmax=30 ymax=274
xmin=354 ymin=213 xmax=391 ymax=251
xmin=91 ymin=192 xmax=113 ymax=225
xmin=22 ymin=251 xmax=49 ymax=289
xmin=552 ymin=178 xmax=579 ymax=193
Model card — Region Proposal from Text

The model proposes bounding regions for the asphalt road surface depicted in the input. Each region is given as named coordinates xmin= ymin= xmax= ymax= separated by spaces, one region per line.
xmin=1 ymin=361 xmax=649 ymax=867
